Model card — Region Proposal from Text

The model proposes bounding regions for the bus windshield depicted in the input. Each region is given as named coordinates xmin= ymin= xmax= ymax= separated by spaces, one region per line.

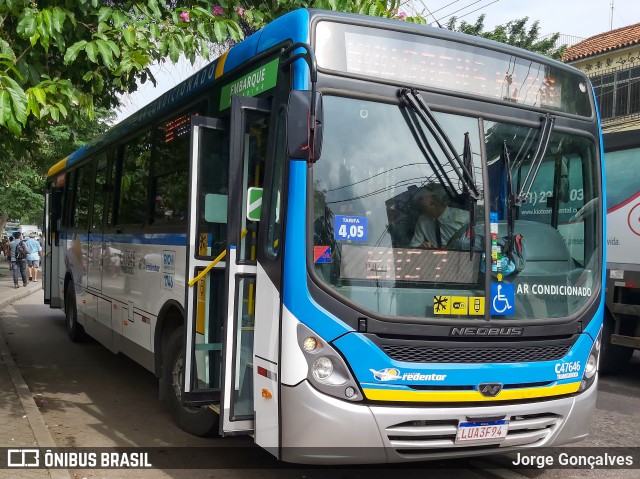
xmin=311 ymin=95 xmax=600 ymax=320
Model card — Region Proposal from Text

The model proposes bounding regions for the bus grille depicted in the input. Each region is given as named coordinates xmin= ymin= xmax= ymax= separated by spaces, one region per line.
xmin=380 ymin=344 xmax=571 ymax=363
xmin=386 ymin=413 xmax=561 ymax=455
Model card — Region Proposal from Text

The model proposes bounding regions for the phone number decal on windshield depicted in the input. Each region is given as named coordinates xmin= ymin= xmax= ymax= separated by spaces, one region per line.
xmin=334 ymin=216 xmax=368 ymax=242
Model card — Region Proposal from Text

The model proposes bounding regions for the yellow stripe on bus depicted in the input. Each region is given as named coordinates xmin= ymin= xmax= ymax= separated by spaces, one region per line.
xmin=363 ymin=382 xmax=581 ymax=402
xmin=47 ymin=158 xmax=67 ymax=177
xmin=215 ymin=51 xmax=228 ymax=78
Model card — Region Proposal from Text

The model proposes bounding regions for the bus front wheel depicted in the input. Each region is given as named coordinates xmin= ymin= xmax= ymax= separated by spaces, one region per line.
xmin=162 ymin=328 xmax=218 ymax=436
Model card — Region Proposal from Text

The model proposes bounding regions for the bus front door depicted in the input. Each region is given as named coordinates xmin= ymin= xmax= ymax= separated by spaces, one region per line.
xmin=183 ymin=96 xmax=271 ymax=436
xmin=44 ymin=186 xmax=64 ymax=307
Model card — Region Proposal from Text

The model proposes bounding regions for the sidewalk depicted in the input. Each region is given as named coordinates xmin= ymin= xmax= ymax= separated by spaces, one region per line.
xmin=0 ymin=259 xmax=69 ymax=479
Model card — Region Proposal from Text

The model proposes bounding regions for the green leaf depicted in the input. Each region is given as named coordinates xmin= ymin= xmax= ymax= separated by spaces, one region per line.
xmin=0 ymin=91 xmax=11 ymax=126
xmin=30 ymin=33 xmax=42 ymax=49
xmin=98 ymin=6 xmax=111 ymax=23
xmin=0 ymin=39 xmax=13 ymax=56
xmin=29 ymin=87 xmax=47 ymax=106
xmin=16 ymin=10 xmax=36 ymax=38
xmin=50 ymin=106 xmax=59 ymax=122
xmin=95 ymin=40 xmax=115 ymax=68
xmin=150 ymin=23 xmax=160 ymax=39
xmin=148 ymin=0 xmax=162 ymax=18
xmin=98 ymin=21 xmax=110 ymax=34
xmin=27 ymin=93 xmax=41 ymax=117
xmin=213 ymin=21 xmax=223 ymax=43
xmin=63 ymin=40 xmax=88 ymax=64
xmin=196 ymin=22 xmax=207 ymax=38
xmin=52 ymin=7 xmax=66 ymax=33
xmin=0 ymin=75 xmax=28 ymax=128
xmin=0 ymin=54 xmax=23 ymax=79
xmin=168 ymin=36 xmax=179 ymax=63
xmin=55 ymin=102 xmax=68 ymax=118
xmin=85 ymin=42 xmax=98 ymax=63
xmin=107 ymin=40 xmax=120 ymax=57
xmin=42 ymin=9 xmax=54 ymax=37
xmin=123 ymin=28 xmax=136 ymax=47
xmin=112 ymin=11 xmax=127 ymax=29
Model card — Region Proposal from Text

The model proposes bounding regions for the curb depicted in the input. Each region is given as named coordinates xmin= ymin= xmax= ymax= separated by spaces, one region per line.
xmin=0 ymin=283 xmax=41 ymax=312
xmin=0 ymin=287 xmax=71 ymax=479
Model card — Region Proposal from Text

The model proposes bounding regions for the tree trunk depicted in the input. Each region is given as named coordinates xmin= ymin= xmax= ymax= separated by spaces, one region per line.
xmin=0 ymin=212 xmax=8 ymax=236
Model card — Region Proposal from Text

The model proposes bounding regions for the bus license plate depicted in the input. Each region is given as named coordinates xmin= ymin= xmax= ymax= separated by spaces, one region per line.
xmin=456 ymin=420 xmax=509 ymax=443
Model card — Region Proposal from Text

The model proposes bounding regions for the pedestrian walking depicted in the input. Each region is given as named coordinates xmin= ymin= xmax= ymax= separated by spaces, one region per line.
xmin=9 ymin=232 xmax=29 ymax=288
xmin=6 ymin=236 xmax=13 ymax=268
xmin=26 ymin=231 xmax=42 ymax=282
xmin=1 ymin=236 xmax=9 ymax=261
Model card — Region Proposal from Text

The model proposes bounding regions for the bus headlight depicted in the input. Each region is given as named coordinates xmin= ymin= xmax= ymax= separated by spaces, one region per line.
xmin=579 ymin=327 xmax=602 ymax=392
xmin=297 ymin=323 xmax=363 ymax=402
xmin=312 ymin=357 xmax=333 ymax=380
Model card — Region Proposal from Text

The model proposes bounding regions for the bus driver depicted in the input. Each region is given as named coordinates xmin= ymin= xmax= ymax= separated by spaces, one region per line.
xmin=410 ymin=183 xmax=468 ymax=249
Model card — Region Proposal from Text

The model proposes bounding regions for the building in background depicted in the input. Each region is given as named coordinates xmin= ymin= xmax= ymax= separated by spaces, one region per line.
xmin=563 ymin=23 xmax=640 ymax=132
xmin=564 ymin=24 xmax=640 ymax=372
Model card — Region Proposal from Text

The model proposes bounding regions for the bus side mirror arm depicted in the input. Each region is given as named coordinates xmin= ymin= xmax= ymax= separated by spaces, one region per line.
xmin=282 ymin=42 xmax=323 ymax=162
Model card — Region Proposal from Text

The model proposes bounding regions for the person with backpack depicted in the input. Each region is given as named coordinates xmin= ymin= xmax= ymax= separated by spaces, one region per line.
xmin=9 ymin=232 xmax=29 ymax=288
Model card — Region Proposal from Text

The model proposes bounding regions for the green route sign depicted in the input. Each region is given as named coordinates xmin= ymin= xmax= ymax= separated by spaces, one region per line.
xmin=246 ymin=187 xmax=263 ymax=222
xmin=220 ymin=58 xmax=279 ymax=110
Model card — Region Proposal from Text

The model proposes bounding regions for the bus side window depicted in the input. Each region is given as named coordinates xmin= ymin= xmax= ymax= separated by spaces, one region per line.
xmin=239 ymin=112 xmax=269 ymax=262
xmin=197 ymin=128 xmax=230 ymax=258
xmin=74 ymin=163 xmax=93 ymax=229
xmin=266 ymin=110 xmax=287 ymax=257
xmin=152 ymin=109 xmax=205 ymax=225
xmin=115 ymin=131 xmax=152 ymax=226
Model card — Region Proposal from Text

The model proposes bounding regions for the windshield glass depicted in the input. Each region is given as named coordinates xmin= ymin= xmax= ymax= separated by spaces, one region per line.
xmin=484 ymin=122 xmax=600 ymax=318
xmin=312 ymin=96 xmax=600 ymax=321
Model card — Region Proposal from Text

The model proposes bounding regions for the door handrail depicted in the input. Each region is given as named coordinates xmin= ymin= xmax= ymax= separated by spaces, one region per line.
xmin=188 ymin=228 xmax=248 ymax=286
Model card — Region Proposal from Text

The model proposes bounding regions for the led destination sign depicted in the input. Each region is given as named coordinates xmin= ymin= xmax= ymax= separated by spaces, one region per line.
xmin=315 ymin=21 xmax=593 ymax=117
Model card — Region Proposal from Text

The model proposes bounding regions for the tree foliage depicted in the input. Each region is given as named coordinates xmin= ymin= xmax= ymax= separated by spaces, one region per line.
xmin=445 ymin=14 xmax=566 ymax=60
xmin=0 ymin=0 xmax=245 ymax=135
xmin=0 ymin=108 xmax=113 ymax=233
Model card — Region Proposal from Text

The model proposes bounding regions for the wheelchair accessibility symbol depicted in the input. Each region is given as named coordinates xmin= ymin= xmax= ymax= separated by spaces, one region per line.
xmin=490 ymin=283 xmax=515 ymax=316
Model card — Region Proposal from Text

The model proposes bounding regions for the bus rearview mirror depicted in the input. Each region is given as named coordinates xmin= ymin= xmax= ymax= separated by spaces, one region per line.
xmin=286 ymin=90 xmax=323 ymax=162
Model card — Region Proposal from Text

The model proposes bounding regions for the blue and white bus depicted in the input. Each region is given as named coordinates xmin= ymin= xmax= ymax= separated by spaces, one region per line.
xmin=44 ymin=9 xmax=604 ymax=464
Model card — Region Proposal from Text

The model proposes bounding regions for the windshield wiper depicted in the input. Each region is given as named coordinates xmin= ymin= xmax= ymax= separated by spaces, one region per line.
xmin=399 ymin=106 xmax=458 ymax=197
xmin=400 ymin=88 xmax=480 ymax=200
xmin=500 ymin=114 xmax=554 ymax=265
xmin=515 ymin=113 xmax=555 ymax=206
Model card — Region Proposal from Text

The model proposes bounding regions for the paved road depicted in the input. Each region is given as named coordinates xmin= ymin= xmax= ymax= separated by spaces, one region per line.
xmin=1 ymin=290 xmax=638 ymax=479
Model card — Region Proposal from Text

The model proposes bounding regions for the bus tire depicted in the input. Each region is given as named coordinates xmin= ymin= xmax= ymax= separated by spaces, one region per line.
xmin=162 ymin=328 xmax=218 ymax=436
xmin=599 ymin=312 xmax=633 ymax=375
xmin=65 ymin=282 xmax=86 ymax=342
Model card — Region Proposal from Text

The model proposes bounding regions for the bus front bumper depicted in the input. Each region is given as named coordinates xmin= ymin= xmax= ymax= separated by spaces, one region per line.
xmin=279 ymin=378 xmax=597 ymax=464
